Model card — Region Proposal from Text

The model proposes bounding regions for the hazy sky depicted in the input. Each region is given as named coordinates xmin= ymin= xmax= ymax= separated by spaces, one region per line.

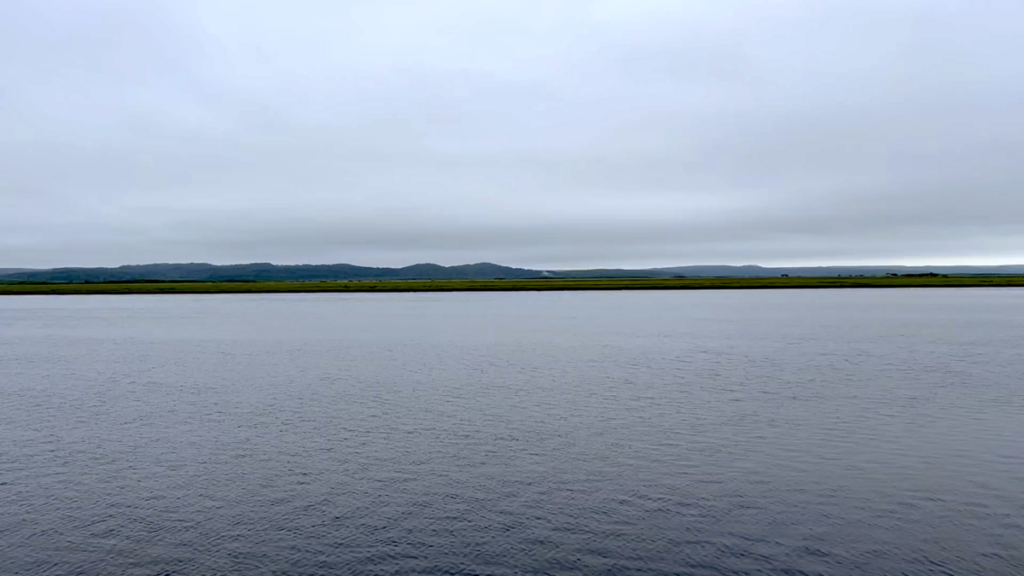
xmin=3 ymin=0 xmax=1023 ymax=269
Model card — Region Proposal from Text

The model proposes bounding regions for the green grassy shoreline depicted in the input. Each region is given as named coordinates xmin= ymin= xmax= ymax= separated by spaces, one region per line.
xmin=3 ymin=276 xmax=1024 ymax=295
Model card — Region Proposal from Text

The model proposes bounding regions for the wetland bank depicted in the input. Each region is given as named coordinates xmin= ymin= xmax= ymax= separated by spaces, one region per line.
xmin=3 ymin=274 xmax=1024 ymax=295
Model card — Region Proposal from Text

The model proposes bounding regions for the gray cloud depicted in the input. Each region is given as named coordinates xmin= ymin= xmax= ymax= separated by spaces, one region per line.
xmin=3 ymin=0 xmax=1023 ymax=269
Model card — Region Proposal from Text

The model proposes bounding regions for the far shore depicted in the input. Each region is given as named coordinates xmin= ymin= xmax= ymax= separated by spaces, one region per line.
xmin=3 ymin=276 xmax=1024 ymax=295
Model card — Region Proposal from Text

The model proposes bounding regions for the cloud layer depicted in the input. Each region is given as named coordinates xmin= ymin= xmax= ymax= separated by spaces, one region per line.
xmin=3 ymin=0 xmax=1023 ymax=268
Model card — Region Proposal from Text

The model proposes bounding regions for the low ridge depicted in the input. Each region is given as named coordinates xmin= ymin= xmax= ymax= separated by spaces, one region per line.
xmin=3 ymin=263 xmax=1024 ymax=283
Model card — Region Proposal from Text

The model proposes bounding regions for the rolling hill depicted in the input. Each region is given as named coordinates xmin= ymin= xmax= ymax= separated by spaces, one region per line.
xmin=3 ymin=262 xmax=1023 ymax=283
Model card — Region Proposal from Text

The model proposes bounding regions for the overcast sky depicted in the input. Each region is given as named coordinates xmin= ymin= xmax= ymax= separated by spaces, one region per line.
xmin=3 ymin=0 xmax=1023 ymax=269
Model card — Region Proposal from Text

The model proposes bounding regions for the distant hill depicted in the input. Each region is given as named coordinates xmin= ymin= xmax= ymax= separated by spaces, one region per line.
xmin=544 ymin=264 xmax=1024 ymax=278
xmin=3 ymin=262 xmax=1023 ymax=283
xmin=1 ymin=262 xmax=541 ymax=282
xmin=0 ymin=268 xmax=37 ymax=276
xmin=649 ymin=264 xmax=1024 ymax=277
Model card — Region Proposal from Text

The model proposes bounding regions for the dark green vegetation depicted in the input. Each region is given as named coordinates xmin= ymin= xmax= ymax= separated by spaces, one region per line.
xmin=3 ymin=262 xmax=1024 ymax=283
xmin=4 ymin=276 xmax=1024 ymax=296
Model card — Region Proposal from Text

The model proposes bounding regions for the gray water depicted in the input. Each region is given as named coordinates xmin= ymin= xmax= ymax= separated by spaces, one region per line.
xmin=1 ymin=289 xmax=1022 ymax=575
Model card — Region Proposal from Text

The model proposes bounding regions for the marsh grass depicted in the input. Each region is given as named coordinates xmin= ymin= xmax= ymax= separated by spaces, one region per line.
xmin=3 ymin=276 xmax=1024 ymax=295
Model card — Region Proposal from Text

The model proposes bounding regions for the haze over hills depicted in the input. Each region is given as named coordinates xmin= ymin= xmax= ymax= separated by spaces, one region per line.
xmin=2 ymin=263 xmax=1024 ymax=283
xmin=658 ymin=264 xmax=1024 ymax=277
xmin=541 ymin=264 xmax=1024 ymax=278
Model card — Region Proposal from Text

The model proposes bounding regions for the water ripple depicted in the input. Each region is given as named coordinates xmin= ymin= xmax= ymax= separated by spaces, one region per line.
xmin=1 ymin=289 xmax=1022 ymax=575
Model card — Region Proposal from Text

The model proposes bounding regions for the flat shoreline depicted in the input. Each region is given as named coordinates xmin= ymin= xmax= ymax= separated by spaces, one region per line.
xmin=3 ymin=276 xmax=1024 ymax=295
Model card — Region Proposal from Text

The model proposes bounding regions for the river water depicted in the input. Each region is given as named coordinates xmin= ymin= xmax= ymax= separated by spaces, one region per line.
xmin=1 ymin=289 xmax=1022 ymax=575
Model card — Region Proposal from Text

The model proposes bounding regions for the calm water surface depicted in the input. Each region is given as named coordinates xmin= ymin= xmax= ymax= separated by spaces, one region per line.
xmin=1 ymin=289 xmax=1022 ymax=575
